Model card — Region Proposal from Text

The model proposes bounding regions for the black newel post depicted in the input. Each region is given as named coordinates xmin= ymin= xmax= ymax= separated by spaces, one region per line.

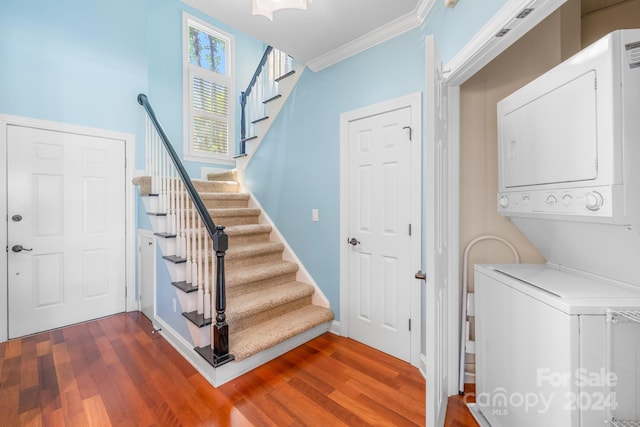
xmin=239 ymin=91 xmax=247 ymax=155
xmin=212 ymin=225 xmax=234 ymax=365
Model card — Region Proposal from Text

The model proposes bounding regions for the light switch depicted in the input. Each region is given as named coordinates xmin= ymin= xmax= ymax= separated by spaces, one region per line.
xmin=312 ymin=209 xmax=319 ymax=222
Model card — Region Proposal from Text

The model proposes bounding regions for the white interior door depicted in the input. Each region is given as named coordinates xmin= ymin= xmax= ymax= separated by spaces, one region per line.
xmin=346 ymin=105 xmax=415 ymax=362
xmin=426 ymin=35 xmax=450 ymax=427
xmin=139 ymin=231 xmax=155 ymax=321
xmin=7 ymin=125 xmax=126 ymax=338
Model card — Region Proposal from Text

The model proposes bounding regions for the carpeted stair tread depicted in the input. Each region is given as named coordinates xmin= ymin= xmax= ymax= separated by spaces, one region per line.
xmin=208 ymin=207 xmax=261 ymax=217
xmin=227 ymin=281 xmax=314 ymax=320
xmin=198 ymin=192 xmax=249 ymax=201
xmin=192 ymin=179 xmax=239 ymax=193
xmin=207 ymin=169 xmax=238 ymax=182
xmin=225 ymin=260 xmax=298 ymax=288
xmin=229 ymin=305 xmax=334 ymax=361
xmin=224 ymin=223 xmax=272 ymax=236
xmin=226 ymin=241 xmax=284 ymax=260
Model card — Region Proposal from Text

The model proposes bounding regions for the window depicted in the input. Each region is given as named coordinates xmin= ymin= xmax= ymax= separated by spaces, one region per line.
xmin=183 ymin=15 xmax=234 ymax=163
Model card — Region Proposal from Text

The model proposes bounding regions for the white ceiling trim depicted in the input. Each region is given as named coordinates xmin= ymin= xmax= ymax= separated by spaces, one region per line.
xmin=306 ymin=0 xmax=437 ymax=72
xmin=443 ymin=0 xmax=567 ymax=85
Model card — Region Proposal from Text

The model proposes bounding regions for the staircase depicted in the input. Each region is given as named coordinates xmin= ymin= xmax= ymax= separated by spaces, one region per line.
xmin=135 ymin=168 xmax=334 ymax=384
xmin=134 ymin=47 xmax=324 ymax=385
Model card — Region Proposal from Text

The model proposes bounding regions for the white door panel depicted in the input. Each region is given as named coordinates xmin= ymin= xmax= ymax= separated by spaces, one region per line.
xmin=426 ymin=35 xmax=450 ymax=427
xmin=7 ymin=125 xmax=126 ymax=338
xmin=139 ymin=231 xmax=156 ymax=321
xmin=348 ymin=106 xmax=413 ymax=362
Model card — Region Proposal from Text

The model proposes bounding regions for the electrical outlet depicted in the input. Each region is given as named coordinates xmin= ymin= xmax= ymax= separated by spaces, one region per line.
xmin=172 ymin=298 xmax=177 ymax=312
xmin=312 ymin=209 xmax=319 ymax=222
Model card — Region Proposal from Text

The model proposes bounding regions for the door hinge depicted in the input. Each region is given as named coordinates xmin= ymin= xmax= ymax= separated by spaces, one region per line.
xmin=409 ymin=319 xmax=412 ymax=331
xmin=125 ymin=287 xmax=128 ymax=298
xmin=409 ymin=224 xmax=412 ymax=236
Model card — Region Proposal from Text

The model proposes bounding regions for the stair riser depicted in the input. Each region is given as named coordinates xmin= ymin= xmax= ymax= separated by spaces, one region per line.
xmin=206 ymin=170 xmax=238 ymax=182
xmin=227 ymin=272 xmax=298 ymax=296
xmin=226 ymin=251 xmax=284 ymax=270
xmin=228 ymin=296 xmax=313 ymax=334
xmin=212 ymin=216 xmax=260 ymax=226
xmin=186 ymin=322 xmax=211 ymax=348
xmin=176 ymin=289 xmax=197 ymax=313
xmin=156 ymin=238 xmax=176 ymax=257
xmin=193 ymin=181 xmax=239 ymax=193
xmin=202 ymin=199 xmax=249 ymax=209
xmin=165 ymin=261 xmax=186 ymax=283
xmin=228 ymin=232 xmax=271 ymax=247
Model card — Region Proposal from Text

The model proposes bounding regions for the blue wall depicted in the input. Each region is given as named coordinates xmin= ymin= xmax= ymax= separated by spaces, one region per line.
xmin=0 ymin=0 xmax=513 ymax=335
xmin=0 ymin=0 xmax=266 ymax=340
xmin=245 ymin=29 xmax=425 ymax=320
xmin=0 ymin=0 xmax=149 ymax=143
xmin=423 ymin=0 xmax=508 ymax=64
xmin=244 ymin=0 xmax=514 ymax=321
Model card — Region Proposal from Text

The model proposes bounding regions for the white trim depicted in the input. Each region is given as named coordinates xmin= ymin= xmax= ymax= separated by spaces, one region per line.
xmin=446 ymin=85 xmax=461 ymax=394
xmin=0 ymin=114 xmax=135 ymax=342
xmin=339 ymin=92 xmax=423 ymax=367
xmin=430 ymin=0 xmax=565 ymax=398
xmin=236 ymin=64 xmax=306 ymax=172
xmin=420 ymin=353 xmax=428 ymax=379
xmin=182 ymin=12 xmax=236 ymax=164
xmin=137 ymin=229 xmax=156 ymax=319
xmin=153 ymin=313 xmax=331 ymax=387
xmin=443 ymin=0 xmax=567 ymax=86
xmin=306 ymin=0 xmax=437 ymax=72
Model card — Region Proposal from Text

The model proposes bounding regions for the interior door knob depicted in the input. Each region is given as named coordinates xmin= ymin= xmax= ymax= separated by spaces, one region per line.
xmin=12 ymin=245 xmax=32 ymax=253
xmin=348 ymin=238 xmax=360 ymax=246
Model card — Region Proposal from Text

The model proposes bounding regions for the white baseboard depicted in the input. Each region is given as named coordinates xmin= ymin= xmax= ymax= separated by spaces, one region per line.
xmin=419 ymin=353 xmax=427 ymax=379
xmin=153 ymin=314 xmax=332 ymax=387
xmin=330 ymin=320 xmax=342 ymax=335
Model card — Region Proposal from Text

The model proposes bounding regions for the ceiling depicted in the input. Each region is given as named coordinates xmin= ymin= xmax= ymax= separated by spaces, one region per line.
xmin=182 ymin=0 xmax=432 ymax=71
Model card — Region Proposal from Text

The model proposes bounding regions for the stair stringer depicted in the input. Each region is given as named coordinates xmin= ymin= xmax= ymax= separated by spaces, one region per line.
xmin=236 ymin=64 xmax=306 ymax=172
xmin=235 ymin=177 xmax=330 ymax=309
xmin=140 ymin=195 xmax=203 ymax=346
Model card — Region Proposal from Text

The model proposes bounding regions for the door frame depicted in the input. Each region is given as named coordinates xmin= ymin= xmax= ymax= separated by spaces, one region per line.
xmin=436 ymin=0 xmax=566 ymax=396
xmin=339 ymin=92 xmax=423 ymax=367
xmin=0 ymin=114 xmax=136 ymax=342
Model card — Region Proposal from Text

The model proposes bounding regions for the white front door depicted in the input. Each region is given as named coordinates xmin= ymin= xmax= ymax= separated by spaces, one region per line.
xmin=345 ymin=101 xmax=420 ymax=363
xmin=7 ymin=125 xmax=126 ymax=338
xmin=426 ymin=35 xmax=450 ymax=427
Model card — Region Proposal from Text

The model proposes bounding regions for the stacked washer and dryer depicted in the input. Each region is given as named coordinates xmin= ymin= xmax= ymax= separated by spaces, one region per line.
xmin=471 ymin=29 xmax=640 ymax=427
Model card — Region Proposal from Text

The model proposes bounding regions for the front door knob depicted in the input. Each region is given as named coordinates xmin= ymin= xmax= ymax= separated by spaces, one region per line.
xmin=348 ymin=238 xmax=360 ymax=246
xmin=12 ymin=245 xmax=33 ymax=253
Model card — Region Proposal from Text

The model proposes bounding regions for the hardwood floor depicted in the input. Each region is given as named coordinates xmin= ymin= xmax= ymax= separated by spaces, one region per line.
xmin=0 ymin=312 xmax=477 ymax=426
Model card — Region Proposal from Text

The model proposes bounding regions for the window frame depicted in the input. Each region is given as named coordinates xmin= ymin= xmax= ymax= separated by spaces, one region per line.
xmin=182 ymin=13 xmax=235 ymax=165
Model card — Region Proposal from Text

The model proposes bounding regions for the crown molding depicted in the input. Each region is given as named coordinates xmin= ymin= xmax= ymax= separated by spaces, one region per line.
xmin=306 ymin=0 xmax=436 ymax=72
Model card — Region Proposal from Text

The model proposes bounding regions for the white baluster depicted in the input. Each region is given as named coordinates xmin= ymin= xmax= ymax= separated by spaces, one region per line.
xmin=192 ymin=203 xmax=199 ymax=311
xmin=204 ymin=234 xmax=211 ymax=319
xmin=197 ymin=219 xmax=204 ymax=315
xmin=178 ymin=181 xmax=186 ymax=259
xmin=185 ymin=195 xmax=192 ymax=284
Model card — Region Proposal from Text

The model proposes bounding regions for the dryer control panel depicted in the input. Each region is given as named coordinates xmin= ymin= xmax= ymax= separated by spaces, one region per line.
xmin=497 ymin=186 xmax=616 ymax=218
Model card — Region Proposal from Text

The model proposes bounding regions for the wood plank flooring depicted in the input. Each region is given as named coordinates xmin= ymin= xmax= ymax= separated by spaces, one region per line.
xmin=0 ymin=312 xmax=477 ymax=426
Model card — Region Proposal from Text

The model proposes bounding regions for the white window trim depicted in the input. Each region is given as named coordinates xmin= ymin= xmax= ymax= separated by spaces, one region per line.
xmin=182 ymin=13 xmax=235 ymax=165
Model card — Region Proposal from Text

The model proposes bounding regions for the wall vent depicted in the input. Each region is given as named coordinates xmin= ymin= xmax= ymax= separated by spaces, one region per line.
xmin=517 ymin=8 xmax=534 ymax=19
